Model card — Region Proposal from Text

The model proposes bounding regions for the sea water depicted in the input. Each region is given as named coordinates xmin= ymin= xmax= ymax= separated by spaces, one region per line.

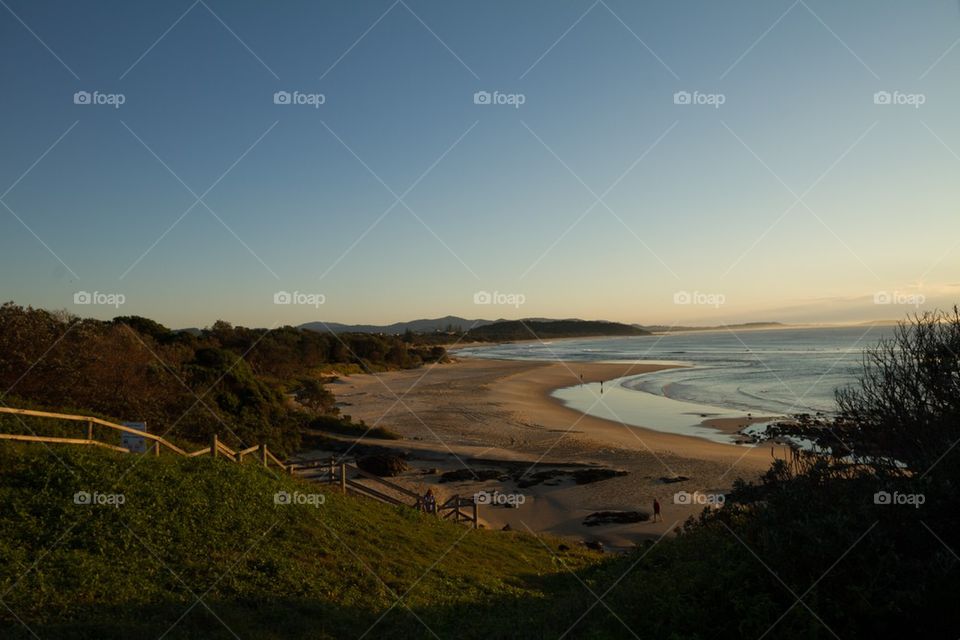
xmin=457 ymin=326 xmax=892 ymax=443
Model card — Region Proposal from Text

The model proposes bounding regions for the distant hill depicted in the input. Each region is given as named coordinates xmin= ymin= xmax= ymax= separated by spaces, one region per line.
xmin=636 ymin=322 xmax=787 ymax=333
xmin=301 ymin=316 xmax=495 ymax=335
xmin=466 ymin=319 xmax=650 ymax=341
xmin=301 ymin=317 xmax=652 ymax=340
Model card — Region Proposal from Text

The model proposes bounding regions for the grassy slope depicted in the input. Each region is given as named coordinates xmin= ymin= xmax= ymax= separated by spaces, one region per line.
xmin=0 ymin=444 xmax=604 ymax=640
xmin=6 ymin=444 xmax=947 ymax=639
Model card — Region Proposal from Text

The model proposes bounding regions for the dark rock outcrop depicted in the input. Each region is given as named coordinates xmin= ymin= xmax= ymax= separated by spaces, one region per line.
xmin=572 ymin=468 xmax=628 ymax=484
xmin=356 ymin=454 xmax=408 ymax=477
xmin=583 ymin=511 xmax=650 ymax=526
xmin=439 ymin=468 xmax=506 ymax=483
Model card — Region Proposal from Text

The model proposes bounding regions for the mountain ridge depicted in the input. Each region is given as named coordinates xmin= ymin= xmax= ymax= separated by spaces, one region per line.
xmin=300 ymin=316 xmax=595 ymax=335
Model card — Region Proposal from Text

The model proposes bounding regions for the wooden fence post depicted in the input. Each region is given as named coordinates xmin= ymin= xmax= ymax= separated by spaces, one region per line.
xmin=211 ymin=434 xmax=218 ymax=459
xmin=86 ymin=420 xmax=93 ymax=441
xmin=153 ymin=441 xmax=160 ymax=457
xmin=340 ymin=462 xmax=347 ymax=494
xmin=260 ymin=444 xmax=268 ymax=468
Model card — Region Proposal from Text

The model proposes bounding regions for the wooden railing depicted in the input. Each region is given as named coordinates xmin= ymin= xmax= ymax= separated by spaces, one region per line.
xmin=0 ymin=407 xmax=290 ymax=473
xmin=293 ymin=457 xmax=479 ymax=528
xmin=0 ymin=407 xmax=479 ymax=528
xmin=439 ymin=494 xmax=479 ymax=527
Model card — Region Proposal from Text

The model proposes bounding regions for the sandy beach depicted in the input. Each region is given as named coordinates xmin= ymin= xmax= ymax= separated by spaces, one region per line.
xmin=320 ymin=357 xmax=787 ymax=550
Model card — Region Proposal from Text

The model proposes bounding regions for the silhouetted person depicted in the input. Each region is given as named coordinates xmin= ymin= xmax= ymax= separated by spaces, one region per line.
xmin=653 ymin=498 xmax=662 ymax=522
xmin=422 ymin=488 xmax=437 ymax=514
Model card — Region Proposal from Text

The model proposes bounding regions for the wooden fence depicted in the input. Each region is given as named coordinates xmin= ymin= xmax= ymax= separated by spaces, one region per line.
xmin=0 ymin=407 xmax=479 ymax=527
xmin=293 ymin=456 xmax=479 ymax=528
xmin=0 ymin=407 xmax=290 ymax=472
xmin=439 ymin=494 xmax=479 ymax=526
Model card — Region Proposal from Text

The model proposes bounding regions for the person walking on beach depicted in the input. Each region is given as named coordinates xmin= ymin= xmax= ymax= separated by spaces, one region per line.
xmin=652 ymin=497 xmax=662 ymax=522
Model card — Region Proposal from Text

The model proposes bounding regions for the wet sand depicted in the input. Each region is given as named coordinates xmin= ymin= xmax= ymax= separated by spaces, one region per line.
xmin=320 ymin=358 xmax=788 ymax=549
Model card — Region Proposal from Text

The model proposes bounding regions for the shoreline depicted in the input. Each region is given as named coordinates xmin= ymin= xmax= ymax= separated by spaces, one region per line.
xmin=442 ymin=321 xmax=871 ymax=353
xmin=316 ymin=357 xmax=788 ymax=549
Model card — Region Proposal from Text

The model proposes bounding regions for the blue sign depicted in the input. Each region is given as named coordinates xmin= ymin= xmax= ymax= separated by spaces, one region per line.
xmin=121 ymin=422 xmax=148 ymax=453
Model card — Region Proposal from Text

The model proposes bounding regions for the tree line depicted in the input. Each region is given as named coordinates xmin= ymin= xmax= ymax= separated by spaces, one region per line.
xmin=0 ymin=303 xmax=446 ymax=455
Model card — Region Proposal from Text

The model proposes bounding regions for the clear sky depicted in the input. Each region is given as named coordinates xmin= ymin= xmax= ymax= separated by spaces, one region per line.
xmin=2 ymin=0 xmax=959 ymax=328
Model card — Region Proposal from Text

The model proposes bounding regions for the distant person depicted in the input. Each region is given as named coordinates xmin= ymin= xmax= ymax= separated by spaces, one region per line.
xmin=652 ymin=498 xmax=662 ymax=522
xmin=422 ymin=488 xmax=437 ymax=514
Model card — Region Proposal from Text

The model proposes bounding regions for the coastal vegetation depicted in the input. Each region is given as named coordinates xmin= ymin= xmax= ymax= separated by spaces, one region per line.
xmin=463 ymin=319 xmax=649 ymax=341
xmin=0 ymin=444 xmax=599 ymax=639
xmin=303 ymin=317 xmax=653 ymax=343
xmin=1 ymin=308 xmax=957 ymax=637
xmin=0 ymin=303 xmax=445 ymax=456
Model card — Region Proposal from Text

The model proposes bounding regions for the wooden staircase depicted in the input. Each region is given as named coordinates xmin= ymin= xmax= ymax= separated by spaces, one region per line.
xmin=292 ymin=457 xmax=479 ymax=528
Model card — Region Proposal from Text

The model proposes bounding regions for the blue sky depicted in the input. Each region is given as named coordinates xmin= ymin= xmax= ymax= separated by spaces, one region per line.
xmin=2 ymin=0 xmax=959 ymax=328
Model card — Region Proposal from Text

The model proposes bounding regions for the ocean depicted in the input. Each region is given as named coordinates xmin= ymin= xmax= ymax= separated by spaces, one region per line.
xmin=457 ymin=326 xmax=893 ymax=443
